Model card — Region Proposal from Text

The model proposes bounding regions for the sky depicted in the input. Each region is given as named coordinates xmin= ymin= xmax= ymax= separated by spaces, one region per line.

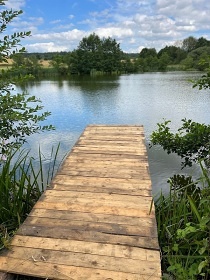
xmin=2 ymin=0 xmax=210 ymax=53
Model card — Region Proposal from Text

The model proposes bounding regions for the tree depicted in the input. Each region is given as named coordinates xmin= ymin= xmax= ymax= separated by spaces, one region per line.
xmin=72 ymin=33 xmax=123 ymax=74
xmin=182 ymin=36 xmax=197 ymax=52
xmin=139 ymin=48 xmax=157 ymax=59
xmin=158 ymin=53 xmax=170 ymax=71
xmin=75 ymin=33 xmax=102 ymax=74
xmin=12 ymin=53 xmax=42 ymax=76
xmin=0 ymin=1 xmax=53 ymax=158
xmin=181 ymin=56 xmax=194 ymax=70
xmin=195 ymin=37 xmax=210 ymax=49
xmin=101 ymin=37 xmax=123 ymax=73
xmin=50 ymin=54 xmax=68 ymax=75
xmin=158 ymin=46 xmax=187 ymax=64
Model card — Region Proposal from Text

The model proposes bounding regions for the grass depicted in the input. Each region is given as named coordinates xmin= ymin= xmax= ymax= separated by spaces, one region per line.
xmin=0 ymin=145 xmax=61 ymax=250
xmin=154 ymin=163 xmax=210 ymax=279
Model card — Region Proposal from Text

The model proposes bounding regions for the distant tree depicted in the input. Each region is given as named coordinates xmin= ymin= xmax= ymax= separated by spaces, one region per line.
xmin=158 ymin=46 xmax=187 ymax=64
xmin=12 ymin=53 xmax=42 ymax=76
xmin=136 ymin=57 xmax=147 ymax=72
xmin=50 ymin=54 xmax=68 ymax=75
xmin=101 ymin=37 xmax=123 ymax=73
xmin=121 ymin=57 xmax=139 ymax=73
xmin=181 ymin=46 xmax=210 ymax=70
xmin=181 ymin=56 xmax=194 ymax=70
xmin=72 ymin=33 xmax=123 ymax=74
xmin=139 ymin=48 xmax=157 ymax=59
xmin=75 ymin=33 xmax=102 ymax=74
xmin=67 ymin=50 xmax=79 ymax=74
xmin=195 ymin=37 xmax=210 ymax=49
xmin=138 ymin=48 xmax=159 ymax=71
xmin=182 ymin=36 xmax=197 ymax=52
xmin=158 ymin=53 xmax=170 ymax=71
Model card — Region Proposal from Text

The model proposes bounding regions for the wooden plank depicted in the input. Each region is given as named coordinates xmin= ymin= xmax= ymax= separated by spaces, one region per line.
xmin=29 ymin=209 xmax=155 ymax=227
xmin=77 ymin=139 xmax=145 ymax=146
xmin=0 ymin=257 xmax=161 ymax=280
xmin=57 ymin=170 xmax=149 ymax=179
xmin=64 ymin=152 xmax=148 ymax=160
xmin=72 ymin=146 xmax=146 ymax=154
xmin=22 ymin=216 xmax=157 ymax=237
xmin=51 ymin=183 xmax=152 ymax=196
xmin=51 ymin=175 xmax=152 ymax=188
xmin=42 ymin=190 xmax=152 ymax=204
xmin=10 ymin=235 xmax=159 ymax=263
xmin=85 ymin=126 xmax=144 ymax=131
xmin=17 ymin=225 xmax=159 ymax=249
xmin=64 ymin=153 xmax=149 ymax=161
xmin=33 ymin=200 xmax=154 ymax=218
xmin=38 ymin=193 xmax=153 ymax=210
xmin=4 ymin=247 xmax=161 ymax=276
xmin=57 ymin=169 xmax=150 ymax=179
xmin=83 ymin=130 xmax=144 ymax=135
xmin=11 ymin=235 xmax=160 ymax=261
xmin=61 ymin=163 xmax=149 ymax=172
xmin=63 ymin=158 xmax=149 ymax=166
xmin=79 ymin=135 xmax=145 ymax=141
xmin=86 ymin=125 xmax=144 ymax=128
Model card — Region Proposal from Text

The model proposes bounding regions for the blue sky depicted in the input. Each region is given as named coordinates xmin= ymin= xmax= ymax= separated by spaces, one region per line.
xmin=3 ymin=0 xmax=210 ymax=53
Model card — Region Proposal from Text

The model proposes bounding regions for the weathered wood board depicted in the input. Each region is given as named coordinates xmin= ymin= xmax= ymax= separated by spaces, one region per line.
xmin=0 ymin=125 xmax=161 ymax=279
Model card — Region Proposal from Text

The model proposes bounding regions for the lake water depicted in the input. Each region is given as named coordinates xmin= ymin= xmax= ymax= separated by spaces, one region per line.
xmin=19 ymin=72 xmax=210 ymax=194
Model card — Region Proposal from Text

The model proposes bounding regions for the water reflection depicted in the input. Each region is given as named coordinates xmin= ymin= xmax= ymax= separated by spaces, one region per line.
xmin=20 ymin=72 xmax=209 ymax=193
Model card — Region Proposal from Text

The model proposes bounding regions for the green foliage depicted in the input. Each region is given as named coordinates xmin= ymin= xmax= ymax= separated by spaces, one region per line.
xmin=0 ymin=145 xmax=60 ymax=250
xmin=150 ymin=119 xmax=210 ymax=168
xmin=158 ymin=46 xmax=187 ymax=64
xmin=0 ymin=1 xmax=54 ymax=157
xmin=182 ymin=36 xmax=198 ymax=53
xmin=193 ymin=59 xmax=210 ymax=90
xmin=50 ymin=54 xmax=68 ymax=75
xmin=11 ymin=53 xmax=43 ymax=77
xmin=70 ymin=33 xmax=124 ymax=75
xmin=139 ymin=47 xmax=157 ymax=58
xmin=0 ymin=88 xmax=54 ymax=155
xmin=182 ymin=47 xmax=210 ymax=71
xmin=193 ymin=72 xmax=210 ymax=90
xmin=195 ymin=37 xmax=210 ymax=49
xmin=154 ymin=168 xmax=210 ymax=279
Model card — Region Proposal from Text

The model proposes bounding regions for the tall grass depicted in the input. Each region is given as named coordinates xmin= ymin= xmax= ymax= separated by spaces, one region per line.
xmin=0 ymin=145 xmax=60 ymax=250
xmin=154 ymin=164 xmax=210 ymax=279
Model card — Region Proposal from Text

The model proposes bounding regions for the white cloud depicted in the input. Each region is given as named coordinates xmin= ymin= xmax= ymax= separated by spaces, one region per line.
xmin=32 ymin=29 xmax=86 ymax=41
xmin=50 ymin=19 xmax=62 ymax=24
xmin=95 ymin=27 xmax=133 ymax=39
xmin=25 ymin=42 xmax=68 ymax=53
xmin=4 ymin=0 xmax=25 ymax=10
xmin=9 ymin=16 xmax=44 ymax=33
xmin=25 ymin=29 xmax=87 ymax=52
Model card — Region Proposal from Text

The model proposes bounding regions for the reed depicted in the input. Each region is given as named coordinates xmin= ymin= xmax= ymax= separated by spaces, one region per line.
xmin=0 ymin=145 xmax=60 ymax=250
xmin=154 ymin=164 xmax=210 ymax=279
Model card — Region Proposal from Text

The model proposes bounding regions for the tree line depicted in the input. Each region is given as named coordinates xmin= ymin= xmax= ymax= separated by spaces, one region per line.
xmin=9 ymin=34 xmax=210 ymax=77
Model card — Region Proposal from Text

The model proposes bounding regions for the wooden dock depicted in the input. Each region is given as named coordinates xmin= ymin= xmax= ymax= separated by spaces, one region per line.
xmin=0 ymin=125 xmax=161 ymax=279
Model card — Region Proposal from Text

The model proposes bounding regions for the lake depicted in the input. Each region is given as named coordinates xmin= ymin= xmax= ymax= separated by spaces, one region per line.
xmin=19 ymin=72 xmax=210 ymax=194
